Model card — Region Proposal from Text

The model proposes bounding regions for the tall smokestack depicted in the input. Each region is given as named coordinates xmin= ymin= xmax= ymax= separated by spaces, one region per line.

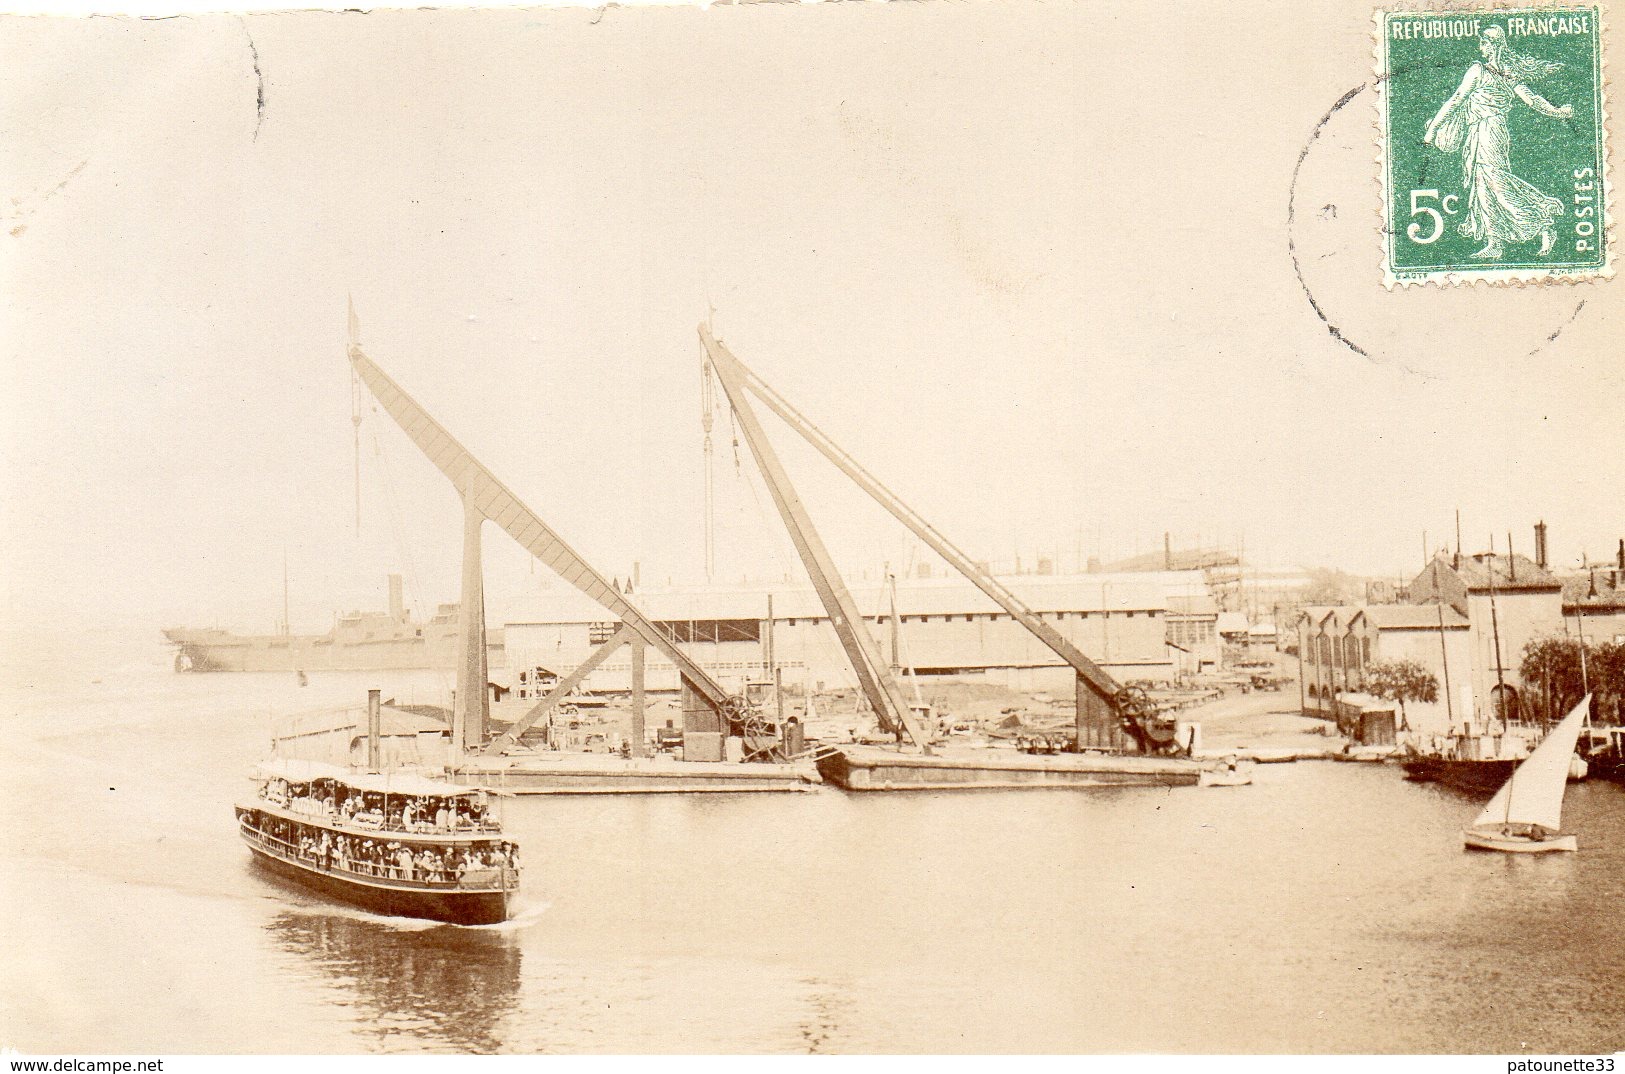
xmin=1534 ymin=521 xmax=1549 ymax=571
xmin=367 ymin=688 xmax=382 ymax=770
xmin=1164 ymin=531 xmax=1172 ymax=571
xmin=388 ymin=574 xmax=404 ymax=622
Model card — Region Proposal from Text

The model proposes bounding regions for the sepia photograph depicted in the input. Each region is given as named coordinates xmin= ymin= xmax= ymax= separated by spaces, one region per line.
xmin=2 ymin=0 xmax=1622 ymax=1057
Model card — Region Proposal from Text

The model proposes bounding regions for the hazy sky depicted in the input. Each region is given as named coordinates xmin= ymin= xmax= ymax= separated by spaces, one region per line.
xmin=3 ymin=1 xmax=1621 ymax=636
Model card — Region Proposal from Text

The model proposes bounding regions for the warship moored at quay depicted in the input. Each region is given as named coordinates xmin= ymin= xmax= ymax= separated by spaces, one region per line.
xmin=166 ymin=574 xmax=503 ymax=674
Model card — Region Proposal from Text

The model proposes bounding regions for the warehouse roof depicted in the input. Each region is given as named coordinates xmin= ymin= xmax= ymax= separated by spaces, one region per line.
xmin=506 ymin=570 xmax=1204 ymax=626
xmin=1357 ymin=605 xmax=1470 ymax=629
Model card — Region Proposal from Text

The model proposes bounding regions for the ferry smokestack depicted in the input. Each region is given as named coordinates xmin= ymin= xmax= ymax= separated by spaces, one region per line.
xmin=1534 ymin=521 xmax=1549 ymax=571
xmin=388 ymin=574 xmax=404 ymax=622
xmin=367 ymin=688 xmax=382 ymax=770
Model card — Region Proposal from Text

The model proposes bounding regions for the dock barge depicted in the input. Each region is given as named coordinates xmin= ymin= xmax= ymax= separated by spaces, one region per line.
xmin=816 ymin=746 xmax=1202 ymax=791
xmin=455 ymin=753 xmax=821 ymax=794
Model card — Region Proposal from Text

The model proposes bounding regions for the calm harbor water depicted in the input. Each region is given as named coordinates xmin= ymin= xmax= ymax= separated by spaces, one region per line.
xmin=4 ymin=630 xmax=1623 ymax=1054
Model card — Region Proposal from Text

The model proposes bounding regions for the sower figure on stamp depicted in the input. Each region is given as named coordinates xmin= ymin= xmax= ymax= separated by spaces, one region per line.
xmin=1423 ymin=25 xmax=1573 ymax=259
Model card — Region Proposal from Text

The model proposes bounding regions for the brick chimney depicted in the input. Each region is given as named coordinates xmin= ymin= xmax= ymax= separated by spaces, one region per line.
xmin=1534 ymin=521 xmax=1549 ymax=571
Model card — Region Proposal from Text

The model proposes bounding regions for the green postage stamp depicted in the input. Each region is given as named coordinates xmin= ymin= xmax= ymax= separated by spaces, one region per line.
xmin=1377 ymin=7 xmax=1611 ymax=286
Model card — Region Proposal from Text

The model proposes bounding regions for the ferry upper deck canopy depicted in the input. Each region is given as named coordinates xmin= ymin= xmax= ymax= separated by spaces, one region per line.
xmin=250 ymin=758 xmax=509 ymax=797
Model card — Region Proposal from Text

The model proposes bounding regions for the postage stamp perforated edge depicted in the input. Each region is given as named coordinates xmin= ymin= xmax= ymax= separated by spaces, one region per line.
xmin=1374 ymin=2 xmax=1616 ymax=289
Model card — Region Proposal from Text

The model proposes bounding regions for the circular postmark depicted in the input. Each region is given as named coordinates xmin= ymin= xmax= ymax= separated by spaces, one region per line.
xmin=1288 ymin=76 xmax=1591 ymax=372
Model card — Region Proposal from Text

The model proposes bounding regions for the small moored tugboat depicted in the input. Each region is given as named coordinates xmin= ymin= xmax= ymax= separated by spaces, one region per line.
xmin=236 ymin=759 xmax=520 ymax=925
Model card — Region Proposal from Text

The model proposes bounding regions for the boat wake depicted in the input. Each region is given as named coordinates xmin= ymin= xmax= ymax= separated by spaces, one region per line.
xmin=263 ymin=888 xmax=548 ymax=932
xmin=464 ymin=898 xmax=551 ymax=932
xmin=272 ymin=898 xmax=452 ymax=932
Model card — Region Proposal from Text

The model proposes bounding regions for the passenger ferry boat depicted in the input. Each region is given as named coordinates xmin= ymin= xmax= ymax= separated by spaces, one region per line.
xmin=236 ymin=759 xmax=519 ymax=925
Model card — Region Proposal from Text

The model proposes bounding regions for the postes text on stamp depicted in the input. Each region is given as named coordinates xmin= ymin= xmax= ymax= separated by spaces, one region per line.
xmin=1377 ymin=7 xmax=1610 ymax=286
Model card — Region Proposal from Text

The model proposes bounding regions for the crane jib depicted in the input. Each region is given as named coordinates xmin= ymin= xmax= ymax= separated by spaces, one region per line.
xmin=346 ymin=343 xmax=730 ymax=711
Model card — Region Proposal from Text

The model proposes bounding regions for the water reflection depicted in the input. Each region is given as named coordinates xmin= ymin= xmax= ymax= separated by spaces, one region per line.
xmin=266 ymin=911 xmax=522 ymax=1053
xmin=794 ymin=976 xmax=852 ymax=1054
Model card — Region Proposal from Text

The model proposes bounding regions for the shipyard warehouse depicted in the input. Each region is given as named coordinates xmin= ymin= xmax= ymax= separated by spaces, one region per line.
xmin=501 ymin=568 xmax=1219 ymax=697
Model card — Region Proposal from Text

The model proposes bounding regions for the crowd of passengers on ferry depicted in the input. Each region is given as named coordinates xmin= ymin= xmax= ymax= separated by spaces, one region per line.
xmin=246 ymin=777 xmax=518 ymax=887
xmin=260 ymin=776 xmax=501 ymax=833
xmin=248 ymin=814 xmax=520 ymax=885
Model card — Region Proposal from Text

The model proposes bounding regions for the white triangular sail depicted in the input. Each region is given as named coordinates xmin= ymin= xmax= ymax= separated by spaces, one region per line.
xmin=1471 ymin=695 xmax=1591 ymax=832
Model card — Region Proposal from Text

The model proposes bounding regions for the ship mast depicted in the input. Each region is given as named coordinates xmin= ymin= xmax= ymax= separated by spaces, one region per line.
xmin=1576 ymin=554 xmax=1591 ymax=696
xmin=1436 ymin=588 xmax=1454 ymax=728
xmin=281 ymin=548 xmax=290 ymax=637
xmin=1488 ymin=534 xmax=1508 ymax=732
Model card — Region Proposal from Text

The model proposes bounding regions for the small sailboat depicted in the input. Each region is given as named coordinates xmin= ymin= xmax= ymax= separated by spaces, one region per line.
xmin=1463 ymin=694 xmax=1590 ymax=854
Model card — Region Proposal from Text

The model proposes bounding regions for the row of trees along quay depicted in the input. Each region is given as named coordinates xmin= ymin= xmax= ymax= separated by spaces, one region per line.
xmin=1522 ymin=638 xmax=1625 ymax=725
xmin=1356 ymin=640 xmax=1625 ymax=730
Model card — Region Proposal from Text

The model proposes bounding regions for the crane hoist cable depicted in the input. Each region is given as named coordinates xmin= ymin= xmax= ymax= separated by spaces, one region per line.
xmin=366 ymin=403 xmax=454 ymax=700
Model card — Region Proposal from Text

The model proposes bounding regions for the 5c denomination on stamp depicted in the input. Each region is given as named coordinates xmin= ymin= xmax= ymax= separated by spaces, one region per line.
xmin=1377 ymin=7 xmax=1611 ymax=286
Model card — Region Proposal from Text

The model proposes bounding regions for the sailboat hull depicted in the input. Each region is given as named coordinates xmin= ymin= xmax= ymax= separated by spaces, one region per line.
xmin=1462 ymin=828 xmax=1577 ymax=853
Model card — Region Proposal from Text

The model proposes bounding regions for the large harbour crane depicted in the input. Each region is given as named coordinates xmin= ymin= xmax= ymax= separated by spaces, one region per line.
xmin=699 ymin=324 xmax=1179 ymax=755
xmin=346 ymin=305 xmax=740 ymax=759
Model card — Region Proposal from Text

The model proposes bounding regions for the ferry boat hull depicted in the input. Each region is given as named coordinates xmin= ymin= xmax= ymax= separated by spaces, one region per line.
xmin=238 ymin=810 xmax=512 ymax=925
xmin=245 ymin=836 xmax=512 ymax=925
